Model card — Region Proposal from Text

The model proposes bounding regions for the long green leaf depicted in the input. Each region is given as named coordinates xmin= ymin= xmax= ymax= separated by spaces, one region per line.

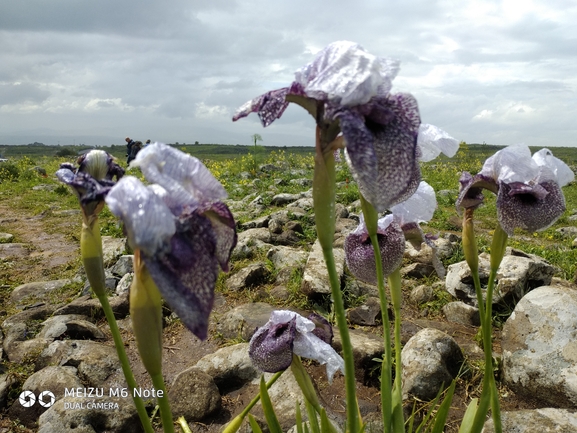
xmin=458 ymin=399 xmax=479 ymax=433
xmin=296 ymin=401 xmax=304 ymax=433
xmin=248 ymin=414 xmax=263 ymax=433
xmin=305 ymin=399 xmax=321 ymax=433
xmin=431 ymin=381 xmax=457 ymax=433
xmin=259 ymin=376 xmax=283 ymax=433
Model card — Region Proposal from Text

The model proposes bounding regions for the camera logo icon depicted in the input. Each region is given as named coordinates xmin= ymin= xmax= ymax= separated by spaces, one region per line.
xmin=18 ymin=390 xmax=56 ymax=408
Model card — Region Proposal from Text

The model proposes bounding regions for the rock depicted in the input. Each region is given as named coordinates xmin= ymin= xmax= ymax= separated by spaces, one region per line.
xmin=401 ymin=328 xmax=464 ymax=400
xmin=36 ymin=315 xmax=105 ymax=340
xmin=401 ymin=262 xmax=436 ymax=279
xmin=168 ymin=368 xmax=221 ymax=421
xmin=266 ymin=245 xmax=308 ymax=270
xmin=269 ymin=285 xmax=290 ymax=301
xmin=38 ymin=396 xmax=140 ymax=433
xmin=259 ymin=164 xmax=281 ymax=173
xmin=115 ymin=273 xmax=133 ymax=295
xmin=36 ymin=340 xmax=120 ymax=386
xmin=237 ymin=227 xmax=273 ymax=244
xmin=82 ymin=270 xmax=118 ymax=296
xmin=442 ymin=301 xmax=480 ymax=326
xmin=482 ymin=408 xmax=577 ymax=432
xmin=334 ymin=203 xmax=349 ymax=219
xmin=9 ymin=366 xmax=83 ymax=428
xmin=238 ymin=215 xmax=271 ymax=230
xmin=290 ymin=178 xmax=312 ymax=188
xmin=10 ymin=279 xmax=72 ymax=305
xmin=347 ymin=297 xmax=382 ymax=326
xmin=0 ymin=244 xmax=31 ymax=259
xmin=109 ymin=255 xmax=134 ymax=277
xmin=0 ymin=233 xmax=14 ymax=242
xmin=333 ymin=328 xmax=384 ymax=385
xmin=502 ymin=285 xmax=577 ymax=407
xmin=0 ymin=373 xmax=17 ymax=409
xmin=271 ymin=193 xmax=301 ymax=206
xmin=195 ymin=343 xmax=259 ymax=392
xmin=216 ymin=302 xmax=275 ymax=341
xmin=555 ymin=226 xmax=577 ymax=238
xmin=53 ymin=293 xmax=129 ymax=319
xmin=226 ymin=262 xmax=271 ymax=291
xmin=445 ymin=249 xmax=555 ymax=306
xmin=291 ymin=197 xmax=314 ymax=211
xmin=101 ymin=236 xmax=126 ymax=267
xmin=409 ymin=285 xmax=435 ymax=305
xmin=269 ymin=218 xmax=284 ymax=234
xmin=301 ymin=240 xmax=345 ymax=296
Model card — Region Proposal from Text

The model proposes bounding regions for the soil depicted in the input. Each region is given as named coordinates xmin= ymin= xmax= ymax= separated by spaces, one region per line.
xmin=0 ymin=204 xmax=547 ymax=432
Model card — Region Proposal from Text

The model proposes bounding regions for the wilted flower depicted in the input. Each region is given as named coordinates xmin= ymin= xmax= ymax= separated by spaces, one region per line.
xmin=457 ymin=145 xmax=574 ymax=235
xmin=233 ymin=41 xmax=457 ymax=212
xmin=345 ymin=181 xmax=437 ymax=284
xmin=249 ymin=310 xmax=344 ymax=381
xmin=105 ymin=143 xmax=237 ymax=340
xmin=56 ymin=150 xmax=124 ymax=224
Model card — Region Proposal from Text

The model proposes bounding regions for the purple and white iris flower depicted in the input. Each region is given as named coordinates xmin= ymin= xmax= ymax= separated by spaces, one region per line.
xmin=56 ymin=150 xmax=124 ymax=223
xmin=249 ymin=310 xmax=344 ymax=382
xmin=233 ymin=41 xmax=457 ymax=212
xmin=345 ymin=181 xmax=437 ymax=284
xmin=105 ymin=143 xmax=237 ymax=340
xmin=457 ymin=145 xmax=574 ymax=235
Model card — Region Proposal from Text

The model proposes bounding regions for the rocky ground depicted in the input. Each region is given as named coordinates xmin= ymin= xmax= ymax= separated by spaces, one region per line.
xmin=2 ymin=175 xmax=577 ymax=432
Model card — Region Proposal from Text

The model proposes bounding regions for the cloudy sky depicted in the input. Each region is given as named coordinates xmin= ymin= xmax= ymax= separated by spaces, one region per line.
xmin=1 ymin=0 xmax=576 ymax=148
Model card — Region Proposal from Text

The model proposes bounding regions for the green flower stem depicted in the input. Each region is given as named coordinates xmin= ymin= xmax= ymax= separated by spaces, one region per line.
xmin=176 ymin=416 xmax=193 ymax=433
xmin=291 ymin=355 xmax=322 ymax=413
xmin=131 ymin=252 xmax=174 ymax=433
xmin=388 ymin=268 xmax=405 ymax=433
xmin=313 ymin=133 xmax=359 ymax=433
xmin=81 ymin=220 xmax=154 ymax=433
xmin=222 ymin=371 xmax=284 ymax=433
xmin=151 ymin=373 xmax=174 ymax=433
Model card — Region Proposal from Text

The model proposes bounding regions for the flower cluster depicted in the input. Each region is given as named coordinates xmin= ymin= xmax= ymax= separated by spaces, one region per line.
xmin=457 ymin=145 xmax=574 ymax=234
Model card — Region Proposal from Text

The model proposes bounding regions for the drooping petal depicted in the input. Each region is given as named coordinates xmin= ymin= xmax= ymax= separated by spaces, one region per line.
xmin=232 ymin=88 xmax=291 ymax=127
xmin=341 ymin=93 xmax=421 ymax=212
xmin=497 ymin=180 xmax=566 ymax=235
xmin=249 ymin=316 xmax=297 ymax=373
xmin=417 ymin=124 xmax=459 ymax=162
xmin=345 ymin=217 xmax=405 ymax=284
xmin=456 ymin=172 xmax=499 ymax=212
xmin=57 ymin=168 xmax=116 ymax=219
xmin=307 ymin=313 xmax=334 ymax=345
xmin=105 ymin=176 xmax=176 ymax=257
xmin=133 ymin=143 xmax=227 ymax=212
xmin=390 ymin=181 xmax=437 ymax=226
xmin=143 ymin=213 xmax=219 ymax=340
xmin=201 ymin=201 xmax=237 ymax=272
xmin=294 ymin=41 xmax=399 ymax=106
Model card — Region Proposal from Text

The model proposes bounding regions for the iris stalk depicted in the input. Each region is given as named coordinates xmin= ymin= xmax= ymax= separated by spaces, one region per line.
xmin=80 ymin=218 xmax=154 ymax=433
xmin=313 ymin=125 xmax=360 ymax=433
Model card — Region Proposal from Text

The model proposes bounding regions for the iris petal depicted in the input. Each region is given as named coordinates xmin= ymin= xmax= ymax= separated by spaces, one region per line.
xmin=143 ymin=214 xmax=219 ymax=340
xmin=232 ymin=88 xmax=290 ymax=127
xmin=248 ymin=318 xmax=296 ymax=373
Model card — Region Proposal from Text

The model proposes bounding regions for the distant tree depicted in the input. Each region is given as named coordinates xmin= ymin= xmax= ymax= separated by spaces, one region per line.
xmin=251 ymin=133 xmax=263 ymax=147
xmin=55 ymin=148 xmax=77 ymax=157
xmin=175 ymin=142 xmax=179 ymax=145
xmin=194 ymin=141 xmax=199 ymax=145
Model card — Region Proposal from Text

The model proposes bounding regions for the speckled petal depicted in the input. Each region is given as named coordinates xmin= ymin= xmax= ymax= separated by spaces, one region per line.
xmin=202 ymin=201 xmax=237 ymax=272
xmin=232 ymin=88 xmax=290 ymax=127
xmin=497 ymin=180 xmax=566 ymax=235
xmin=133 ymin=142 xmax=227 ymax=212
xmin=143 ymin=213 xmax=219 ymax=340
xmin=456 ymin=172 xmax=499 ymax=212
xmin=57 ymin=168 xmax=116 ymax=218
xmin=345 ymin=219 xmax=405 ymax=284
xmin=341 ymin=93 xmax=421 ymax=212
xmin=307 ymin=313 xmax=333 ymax=345
xmin=248 ymin=317 xmax=296 ymax=373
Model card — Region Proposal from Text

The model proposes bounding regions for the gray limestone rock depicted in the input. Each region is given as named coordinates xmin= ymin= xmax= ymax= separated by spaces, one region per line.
xmin=0 ymin=243 xmax=29 ymax=259
xmin=168 ymin=368 xmax=221 ymax=421
xmin=108 ymin=254 xmax=134 ymax=277
xmin=401 ymin=328 xmax=464 ymax=401
xmin=101 ymin=236 xmax=126 ymax=267
xmin=445 ymin=249 xmax=555 ymax=306
xmin=409 ymin=285 xmax=435 ymax=305
xmin=10 ymin=279 xmax=72 ymax=304
xmin=333 ymin=328 xmax=384 ymax=385
xmin=216 ymin=302 xmax=275 ymax=341
xmin=347 ymin=297 xmax=382 ymax=326
xmin=226 ymin=262 xmax=271 ymax=291
xmin=0 ymin=232 xmax=14 ymax=242
xmin=442 ymin=301 xmax=480 ymax=326
xmin=482 ymin=408 xmax=577 ymax=433
xmin=502 ymin=285 xmax=577 ymax=407
xmin=195 ymin=343 xmax=259 ymax=391
xmin=36 ymin=315 xmax=105 ymax=340
xmin=53 ymin=293 xmax=129 ymax=319
xmin=301 ymin=239 xmax=345 ymax=296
